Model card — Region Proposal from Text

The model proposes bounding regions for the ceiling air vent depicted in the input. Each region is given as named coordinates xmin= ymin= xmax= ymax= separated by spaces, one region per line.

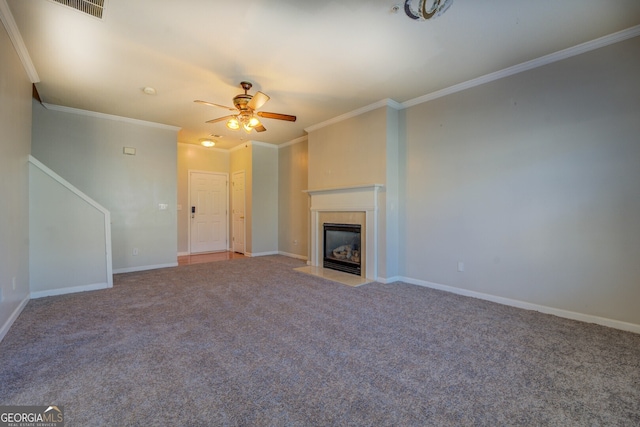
xmin=50 ymin=0 xmax=106 ymax=20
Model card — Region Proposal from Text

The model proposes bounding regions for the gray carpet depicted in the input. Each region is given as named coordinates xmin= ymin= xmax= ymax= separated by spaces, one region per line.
xmin=1 ymin=255 xmax=639 ymax=426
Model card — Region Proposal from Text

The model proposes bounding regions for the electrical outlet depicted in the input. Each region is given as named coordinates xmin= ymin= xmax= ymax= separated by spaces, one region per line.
xmin=457 ymin=261 xmax=465 ymax=272
xmin=133 ymin=248 xmax=139 ymax=256
xmin=293 ymin=240 xmax=298 ymax=245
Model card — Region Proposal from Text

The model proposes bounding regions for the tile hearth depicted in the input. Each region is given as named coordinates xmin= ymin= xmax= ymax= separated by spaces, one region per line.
xmin=294 ymin=266 xmax=373 ymax=287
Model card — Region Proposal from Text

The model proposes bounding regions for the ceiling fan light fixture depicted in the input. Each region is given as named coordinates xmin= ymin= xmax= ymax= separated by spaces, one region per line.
xmin=196 ymin=81 xmax=296 ymax=134
xmin=226 ymin=118 xmax=240 ymax=130
xmin=248 ymin=116 xmax=261 ymax=127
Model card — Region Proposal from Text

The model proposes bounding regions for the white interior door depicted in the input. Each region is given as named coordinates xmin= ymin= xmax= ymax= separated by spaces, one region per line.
xmin=189 ymin=171 xmax=228 ymax=254
xmin=232 ymin=170 xmax=246 ymax=254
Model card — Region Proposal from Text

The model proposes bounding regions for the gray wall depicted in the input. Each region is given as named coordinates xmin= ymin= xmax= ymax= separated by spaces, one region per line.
xmin=251 ymin=144 xmax=279 ymax=255
xmin=308 ymin=107 xmax=387 ymax=189
xmin=402 ymin=36 xmax=640 ymax=325
xmin=384 ymin=107 xmax=401 ymax=279
xmin=278 ymin=139 xmax=309 ymax=259
xmin=31 ymin=102 xmax=178 ymax=272
xmin=228 ymin=142 xmax=279 ymax=256
xmin=29 ymin=161 xmax=109 ymax=294
xmin=0 ymin=21 xmax=31 ymax=338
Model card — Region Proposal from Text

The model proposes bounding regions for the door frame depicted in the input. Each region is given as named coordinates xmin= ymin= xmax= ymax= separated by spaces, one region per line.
xmin=187 ymin=170 xmax=229 ymax=254
xmin=232 ymin=170 xmax=246 ymax=254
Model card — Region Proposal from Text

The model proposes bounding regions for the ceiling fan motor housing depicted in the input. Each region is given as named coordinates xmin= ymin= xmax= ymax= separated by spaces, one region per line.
xmin=233 ymin=94 xmax=252 ymax=111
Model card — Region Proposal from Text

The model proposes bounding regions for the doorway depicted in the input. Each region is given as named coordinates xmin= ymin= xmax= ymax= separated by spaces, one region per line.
xmin=189 ymin=171 xmax=228 ymax=254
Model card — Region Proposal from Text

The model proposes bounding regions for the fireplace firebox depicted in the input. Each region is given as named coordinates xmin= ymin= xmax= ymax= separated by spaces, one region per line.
xmin=323 ymin=223 xmax=361 ymax=275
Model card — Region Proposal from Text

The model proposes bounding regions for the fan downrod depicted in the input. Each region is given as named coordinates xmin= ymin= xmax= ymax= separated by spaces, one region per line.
xmin=240 ymin=81 xmax=253 ymax=94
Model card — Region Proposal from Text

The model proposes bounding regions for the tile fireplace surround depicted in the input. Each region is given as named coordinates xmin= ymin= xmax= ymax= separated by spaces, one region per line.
xmin=304 ymin=184 xmax=383 ymax=280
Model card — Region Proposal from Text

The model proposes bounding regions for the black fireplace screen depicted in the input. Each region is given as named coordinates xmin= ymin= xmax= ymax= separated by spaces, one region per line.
xmin=323 ymin=223 xmax=361 ymax=275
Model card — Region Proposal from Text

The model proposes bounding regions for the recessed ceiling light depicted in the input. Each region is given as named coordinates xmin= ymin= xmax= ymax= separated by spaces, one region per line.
xmin=142 ymin=87 xmax=157 ymax=95
xmin=200 ymin=140 xmax=215 ymax=147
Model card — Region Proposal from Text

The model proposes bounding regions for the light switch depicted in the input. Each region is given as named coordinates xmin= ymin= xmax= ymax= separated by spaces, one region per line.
xmin=159 ymin=203 xmax=168 ymax=210
xmin=123 ymin=147 xmax=136 ymax=155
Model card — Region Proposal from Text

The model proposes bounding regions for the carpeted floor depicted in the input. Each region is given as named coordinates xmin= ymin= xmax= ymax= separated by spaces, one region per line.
xmin=1 ymin=255 xmax=639 ymax=426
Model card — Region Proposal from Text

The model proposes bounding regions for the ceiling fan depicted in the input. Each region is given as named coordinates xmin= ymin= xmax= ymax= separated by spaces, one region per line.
xmin=194 ymin=82 xmax=296 ymax=133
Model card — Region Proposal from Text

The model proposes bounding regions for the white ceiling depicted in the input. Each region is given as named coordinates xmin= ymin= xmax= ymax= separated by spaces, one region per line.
xmin=5 ymin=0 xmax=640 ymax=149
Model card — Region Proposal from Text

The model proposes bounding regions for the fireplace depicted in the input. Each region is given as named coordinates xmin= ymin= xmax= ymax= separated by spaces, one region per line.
xmin=305 ymin=184 xmax=382 ymax=280
xmin=323 ymin=223 xmax=361 ymax=275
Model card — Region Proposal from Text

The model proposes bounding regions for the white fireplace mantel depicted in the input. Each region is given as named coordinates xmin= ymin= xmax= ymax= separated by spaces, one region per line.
xmin=304 ymin=184 xmax=383 ymax=280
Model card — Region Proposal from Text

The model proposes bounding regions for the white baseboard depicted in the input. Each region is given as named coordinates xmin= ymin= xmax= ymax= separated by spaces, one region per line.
xmin=245 ymin=251 xmax=279 ymax=258
xmin=377 ymin=276 xmax=402 ymax=284
xmin=30 ymin=282 xmax=111 ymax=299
xmin=396 ymin=276 xmax=640 ymax=334
xmin=278 ymin=251 xmax=308 ymax=261
xmin=113 ymin=262 xmax=178 ymax=274
xmin=0 ymin=294 xmax=30 ymax=343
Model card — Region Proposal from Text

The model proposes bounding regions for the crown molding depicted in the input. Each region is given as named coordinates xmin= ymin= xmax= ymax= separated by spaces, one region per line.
xmin=41 ymin=103 xmax=181 ymax=131
xmin=229 ymin=142 xmax=251 ymax=152
xmin=402 ymin=24 xmax=640 ymax=108
xmin=228 ymin=140 xmax=277 ymax=152
xmin=249 ymin=140 xmax=278 ymax=149
xmin=188 ymin=136 xmax=307 ymax=152
xmin=0 ymin=0 xmax=39 ymax=82
xmin=278 ymin=135 xmax=308 ymax=149
xmin=177 ymin=142 xmax=229 ymax=154
xmin=305 ymin=99 xmax=402 ymax=134
xmin=304 ymin=25 xmax=640 ymax=130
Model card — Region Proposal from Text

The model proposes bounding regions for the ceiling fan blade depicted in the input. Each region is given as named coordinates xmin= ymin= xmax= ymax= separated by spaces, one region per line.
xmin=194 ymin=100 xmax=236 ymax=111
xmin=257 ymin=111 xmax=297 ymax=122
xmin=255 ymin=124 xmax=267 ymax=132
xmin=248 ymin=91 xmax=270 ymax=110
xmin=206 ymin=115 xmax=234 ymax=124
